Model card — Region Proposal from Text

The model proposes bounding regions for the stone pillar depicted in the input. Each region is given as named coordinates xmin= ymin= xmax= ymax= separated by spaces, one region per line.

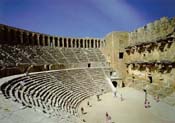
xmin=89 ymin=39 xmax=91 ymax=48
xmin=84 ymin=39 xmax=86 ymax=48
xmin=66 ymin=38 xmax=69 ymax=48
xmin=94 ymin=39 xmax=96 ymax=48
xmin=36 ymin=34 xmax=40 ymax=46
xmin=48 ymin=36 xmax=50 ymax=46
xmin=63 ymin=38 xmax=65 ymax=47
xmin=70 ymin=38 xmax=73 ymax=48
xmin=58 ymin=37 xmax=60 ymax=47
xmin=52 ymin=37 xmax=55 ymax=47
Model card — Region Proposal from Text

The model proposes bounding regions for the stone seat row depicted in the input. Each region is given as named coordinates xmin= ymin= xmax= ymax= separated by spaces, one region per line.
xmin=0 ymin=45 xmax=106 ymax=67
xmin=0 ymin=68 xmax=111 ymax=119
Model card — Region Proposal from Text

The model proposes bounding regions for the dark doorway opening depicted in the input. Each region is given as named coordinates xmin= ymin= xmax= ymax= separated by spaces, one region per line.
xmin=88 ymin=63 xmax=91 ymax=68
xmin=119 ymin=52 xmax=124 ymax=59
xmin=112 ymin=81 xmax=118 ymax=88
xmin=148 ymin=75 xmax=152 ymax=83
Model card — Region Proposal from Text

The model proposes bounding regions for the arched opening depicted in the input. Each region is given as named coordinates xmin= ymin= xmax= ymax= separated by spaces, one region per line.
xmin=23 ymin=32 xmax=29 ymax=45
xmin=55 ymin=37 xmax=58 ymax=47
xmin=28 ymin=33 xmax=33 ymax=45
xmin=80 ymin=39 xmax=83 ymax=48
xmin=98 ymin=40 xmax=100 ymax=48
xmin=76 ymin=39 xmax=79 ymax=48
xmin=16 ymin=31 xmax=21 ymax=44
xmin=95 ymin=40 xmax=97 ymax=48
xmin=59 ymin=37 xmax=63 ymax=47
xmin=91 ymin=39 xmax=94 ymax=48
xmin=10 ymin=29 xmax=15 ymax=44
xmin=34 ymin=34 xmax=38 ymax=45
xmin=84 ymin=40 xmax=87 ymax=48
xmin=50 ymin=37 xmax=53 ymax=47
xmin=148 ymin=74 xmax=152 ymax=83
xmin=112 ymin=81 xmax=118 ymax=88
xmin=64 ymin=38 xmax=67 ymax=47
xmin=87 ymin=40 xmax=90 ymax=48
xmin=45 ymin=36 xmax=48 ymax=46
xmin=39 ymin=35 xmax=43 ymax=46
xmin=73 ymin=39 xmax=75 ymax=48
xmin=68 ymin=38 xmax=71 ymax=48
xmin=88 ymin=63 xmax=91 ymax=68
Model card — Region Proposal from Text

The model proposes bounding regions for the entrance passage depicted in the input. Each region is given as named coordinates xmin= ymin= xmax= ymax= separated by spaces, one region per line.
xmin=112 ymin=81 xmax=117 ymax=88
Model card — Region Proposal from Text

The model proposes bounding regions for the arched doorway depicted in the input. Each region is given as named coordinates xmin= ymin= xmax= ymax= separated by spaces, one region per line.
xmin=112 ymin=81 xmax=118 ymax=88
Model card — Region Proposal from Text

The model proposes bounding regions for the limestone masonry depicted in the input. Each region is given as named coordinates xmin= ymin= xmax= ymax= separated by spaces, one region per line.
xmin=0 ymin=16 xmax=175 ymax=100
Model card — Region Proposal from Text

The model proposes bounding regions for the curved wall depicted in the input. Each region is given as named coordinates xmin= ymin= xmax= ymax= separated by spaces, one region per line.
xmin=0 ymin=24 xmax=105 ymax=48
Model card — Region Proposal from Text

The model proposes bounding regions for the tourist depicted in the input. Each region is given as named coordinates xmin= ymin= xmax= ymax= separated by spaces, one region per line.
xmin=87 ymin=101 xmax=91 ymax=107
xmin=105 ymin=112 xmax=112 ymax=123
xmin=97 ymin=95 xmax=100 ymax=101
xmin=113 ymin=90 xmax=117 ymax=97
xmin=155 ymin=95 xmax=160 ymax=102
xmin=120 ymin=93 xmax=124 ymax=101
xmin=143 ymin=89 xmax=147 ymax=103
xmin=81 ymin=107 xmax=84 ymax=114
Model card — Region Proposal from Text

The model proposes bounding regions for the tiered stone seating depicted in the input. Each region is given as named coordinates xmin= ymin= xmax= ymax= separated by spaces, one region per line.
xmin=72 ymin=48 xmax=88 ymax=62
xmin=84 ymin=48 xmax=98 ymax=62
xmin=0 ymin=45 xmax=106 ymax=68
xmin=94 ymin=48 xmax=106 ymax=62
xmin=45 ymin=47 xmax=68 ymax=64
xmin=0 ymin=68 xmax=111 ymax=117
xmin=0 ymin=45 xmax=17 ymax=66
xmin=35 ymin=47 xmax=58 ymax=64
xmin=59 ymin=48 xmax=78 ymax=63
xmin=87 ymin=68 xmax=111 ymax=93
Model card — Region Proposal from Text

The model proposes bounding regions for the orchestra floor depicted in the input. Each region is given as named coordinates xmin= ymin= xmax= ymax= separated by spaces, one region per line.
xmin=79 ymin=87 xmax=175 ymax=123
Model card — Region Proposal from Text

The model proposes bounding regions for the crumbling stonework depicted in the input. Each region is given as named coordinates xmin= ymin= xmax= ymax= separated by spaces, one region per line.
xmin=123 ymin=17 xmax=175 ymax=99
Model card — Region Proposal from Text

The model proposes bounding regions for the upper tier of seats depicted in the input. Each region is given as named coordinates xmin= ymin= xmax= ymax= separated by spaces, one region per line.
xmin=0 ymin=45 xmax=106 ymax=67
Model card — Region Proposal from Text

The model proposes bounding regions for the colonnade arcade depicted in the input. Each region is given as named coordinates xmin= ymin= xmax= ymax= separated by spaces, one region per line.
xmin=0 ymin=25 xmax=105 ymax=48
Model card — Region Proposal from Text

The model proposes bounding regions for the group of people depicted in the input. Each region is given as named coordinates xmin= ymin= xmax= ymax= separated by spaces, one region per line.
xmin=143 ymin=89 xmax=160 ymax=108
xmin=113 ymin=90 xmax=124 ymax=102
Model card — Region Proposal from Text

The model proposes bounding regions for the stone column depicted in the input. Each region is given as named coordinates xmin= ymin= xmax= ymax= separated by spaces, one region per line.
xmin=36 ymin=34 xmax=40 ymax=46
xmin=70 ymin=38 xmax=73 ymax=48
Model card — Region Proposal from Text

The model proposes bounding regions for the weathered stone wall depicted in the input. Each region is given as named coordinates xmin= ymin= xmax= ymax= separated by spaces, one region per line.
xmin=125 ymin=17 xmax=175 ymax=98
xmin=129 ymin=17 xmax=175 ymax=45
xmin=101 ymin=32 xmax=128 ymax=78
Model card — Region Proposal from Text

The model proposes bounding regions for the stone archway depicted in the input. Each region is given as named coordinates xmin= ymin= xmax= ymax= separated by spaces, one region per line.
xmin=112 ymin=81 xmax=118 ymax=88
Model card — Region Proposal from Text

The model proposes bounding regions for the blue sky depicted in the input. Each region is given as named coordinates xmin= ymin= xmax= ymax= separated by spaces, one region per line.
xmin=0 ymin=0 xmax=175 ymax=38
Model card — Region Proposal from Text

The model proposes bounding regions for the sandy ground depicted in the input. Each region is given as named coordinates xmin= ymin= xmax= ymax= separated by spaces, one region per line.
xmin=0 ymin=85 xmax=175 ymax=123
xmin=78 ymin=87 xmax=175 ymax=123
